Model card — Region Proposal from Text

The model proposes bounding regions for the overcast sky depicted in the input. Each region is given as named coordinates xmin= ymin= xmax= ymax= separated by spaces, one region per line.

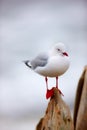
xmin=0 ymin=0 xmax=87 ymax=119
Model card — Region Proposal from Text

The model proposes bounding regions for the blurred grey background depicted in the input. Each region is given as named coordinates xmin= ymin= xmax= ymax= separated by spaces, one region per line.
xmin=0 ymin=0 xmax=87 ymax=130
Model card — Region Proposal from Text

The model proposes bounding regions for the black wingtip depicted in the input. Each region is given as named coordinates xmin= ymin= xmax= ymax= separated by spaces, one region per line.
xmin=23 ymin=60 xmax=31 ymax=68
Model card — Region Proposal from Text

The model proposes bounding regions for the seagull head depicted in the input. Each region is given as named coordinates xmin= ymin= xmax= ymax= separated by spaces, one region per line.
xmin=50 ymin=42 xmax=69 ymax=57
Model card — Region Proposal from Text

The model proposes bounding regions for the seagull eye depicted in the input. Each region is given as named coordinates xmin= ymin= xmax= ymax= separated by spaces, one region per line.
xmin=57 ymin=49 xmax=60 ymax=51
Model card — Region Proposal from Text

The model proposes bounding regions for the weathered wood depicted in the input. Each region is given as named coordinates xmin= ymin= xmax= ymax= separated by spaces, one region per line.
xmin=36 ymin=88 xmax=74 ymax=130
xmin=74 ymin=66 xmax=87 ymax=130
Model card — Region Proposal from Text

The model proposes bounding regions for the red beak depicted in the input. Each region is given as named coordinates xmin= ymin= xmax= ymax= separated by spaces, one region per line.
xmin=63 ymin=52 xmax=68 ymax=56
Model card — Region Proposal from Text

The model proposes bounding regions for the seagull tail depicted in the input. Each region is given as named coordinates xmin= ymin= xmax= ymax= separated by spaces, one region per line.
xmin=23 ymin=60 xmax=32 ymax=68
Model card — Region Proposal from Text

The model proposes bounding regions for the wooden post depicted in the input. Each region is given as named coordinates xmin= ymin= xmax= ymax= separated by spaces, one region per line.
xmin=36 ymin=88 xmax=74 ymax=130
xmin=74 ymin=66 xmax=87 ymax=130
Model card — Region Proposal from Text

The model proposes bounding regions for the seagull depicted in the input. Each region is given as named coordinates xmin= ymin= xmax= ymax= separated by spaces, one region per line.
xmin=24 ymin=42 xmax=70 ymax=99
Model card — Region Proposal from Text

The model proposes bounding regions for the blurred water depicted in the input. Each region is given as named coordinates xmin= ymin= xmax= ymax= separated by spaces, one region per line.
xmin=0 ymin=0 xmax=87 ymax=129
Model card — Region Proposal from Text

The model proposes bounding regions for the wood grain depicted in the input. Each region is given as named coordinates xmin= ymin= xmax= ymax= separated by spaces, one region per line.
xmin=36 ymin=88 xmax=74 ymax=130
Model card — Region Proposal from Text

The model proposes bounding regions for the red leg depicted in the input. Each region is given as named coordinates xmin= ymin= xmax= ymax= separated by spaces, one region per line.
xmin=45 ymin=77 xmax=48 ymax=90
xmin=56 ymin=77 xmax=64 ymax=96
xmin=56 ymin=77 xmax=58 ymax=88
xmin=45 ymin=77 xmax=54 ymax=99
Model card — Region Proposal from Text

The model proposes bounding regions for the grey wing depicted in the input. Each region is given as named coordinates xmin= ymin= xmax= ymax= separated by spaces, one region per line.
xmin=31 ymin=53 xmax=49 ymax=69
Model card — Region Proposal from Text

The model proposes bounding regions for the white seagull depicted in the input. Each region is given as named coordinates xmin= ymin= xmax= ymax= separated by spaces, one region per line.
xmin=24 ymin=42 xmax=70 ymax=99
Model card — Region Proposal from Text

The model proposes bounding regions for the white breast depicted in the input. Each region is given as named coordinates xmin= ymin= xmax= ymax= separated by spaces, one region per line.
xmin=35 ymin=55 xmax=70 ymax=77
